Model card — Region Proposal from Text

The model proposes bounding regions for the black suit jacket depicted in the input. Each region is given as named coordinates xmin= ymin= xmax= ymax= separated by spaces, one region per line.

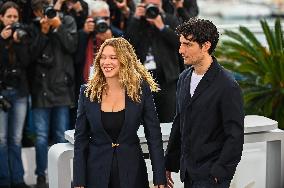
xmin=165 ymin=57 xmax=244 ymax=181
xmin=73 ymin=83 xmax=166 ymax=187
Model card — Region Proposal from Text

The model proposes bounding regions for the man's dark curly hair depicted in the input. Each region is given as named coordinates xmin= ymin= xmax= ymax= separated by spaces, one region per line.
xmin=176 ymin=18 xmax=219 ymax=54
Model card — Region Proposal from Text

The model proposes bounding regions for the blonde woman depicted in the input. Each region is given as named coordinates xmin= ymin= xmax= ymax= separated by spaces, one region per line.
xmin=73 ymin=37 xmax=166 ymax=188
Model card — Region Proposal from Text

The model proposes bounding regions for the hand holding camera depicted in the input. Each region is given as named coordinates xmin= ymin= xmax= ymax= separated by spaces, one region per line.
xmin=1 ymin=23 xmax=28 ymax=42
xmin=48 ymin=16 xmax=62 ymax=30
xmin=83 ymin=17 xmax=109 ymax=34
xmin=40 ymin=18 xmax=51 ymax=34
xmin=0 ymin=25 xmax=12 ymax=40
xmin=134 ymin=3 xmax=146 ymax=19
xmin=83 ymin=17 xmax=95 ymax=33
xmin=134 ymin=3 xmax=164 ymax=30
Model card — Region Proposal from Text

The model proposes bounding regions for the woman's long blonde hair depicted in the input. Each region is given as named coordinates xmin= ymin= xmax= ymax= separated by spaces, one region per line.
xmin=85 ymin=37 xmax=159 ymax=103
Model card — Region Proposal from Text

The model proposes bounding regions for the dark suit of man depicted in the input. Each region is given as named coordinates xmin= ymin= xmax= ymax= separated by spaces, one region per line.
xmin=73 ymin=83 xmax=166 ymax=188
xmin=165 ymin=58 xmax=244 ymax=184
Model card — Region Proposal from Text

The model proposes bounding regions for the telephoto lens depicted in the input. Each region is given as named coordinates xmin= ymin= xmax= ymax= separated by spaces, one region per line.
xmin=145 ymin=4 xmax=159 ymax=19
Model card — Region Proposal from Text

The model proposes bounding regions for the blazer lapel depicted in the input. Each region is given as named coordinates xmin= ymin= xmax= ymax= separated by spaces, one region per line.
xmin=187 ymin=58 xmax=221 ymax=108
xmin=117 ymin=95 xmax=131 ymax=142
xmin=183 ymin=69 xmax=193 ymax=109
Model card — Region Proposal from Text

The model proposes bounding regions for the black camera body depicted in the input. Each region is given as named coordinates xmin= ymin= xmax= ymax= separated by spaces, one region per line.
xmin=94 ymin=17 xmax=109 ymax=33
xmin=145 ymin=4 xmax=159 ymax=19
xmin=43 ymin=5 xmax=57 ymax=19
xmin=10 ymin=22 xmax=29 ymax=42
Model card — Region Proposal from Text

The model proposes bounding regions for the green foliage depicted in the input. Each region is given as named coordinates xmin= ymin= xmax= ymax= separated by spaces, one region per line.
xmin=215 ymin=18 xmax=284 ymax=129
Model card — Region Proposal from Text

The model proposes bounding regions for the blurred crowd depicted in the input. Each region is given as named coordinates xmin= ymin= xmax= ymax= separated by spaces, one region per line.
xmin=0 ymin=0 xmax=198 ymax=187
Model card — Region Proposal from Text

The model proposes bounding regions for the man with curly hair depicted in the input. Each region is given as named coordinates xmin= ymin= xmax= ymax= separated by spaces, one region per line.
xmin=165 ymin=18 xmax=244 ymax=188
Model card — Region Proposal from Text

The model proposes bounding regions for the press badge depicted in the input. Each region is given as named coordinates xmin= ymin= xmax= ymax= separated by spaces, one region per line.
xmin=144 ymin=48 xmax=157 ymax=70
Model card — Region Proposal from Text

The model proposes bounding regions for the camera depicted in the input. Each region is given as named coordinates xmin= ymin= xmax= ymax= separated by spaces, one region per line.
xmin=43 ymin=5 xmax=57 ymax=19
xmin=94 ymin=17 xmax=109 ymax=33
xmin=10 ymin=22 xmax=29 ymax=42
xmin=145 ymin=4 xmax=159 ymax=19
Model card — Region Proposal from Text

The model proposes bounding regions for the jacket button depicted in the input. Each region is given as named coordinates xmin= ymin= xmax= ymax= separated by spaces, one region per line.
xmin=43 ymin=92 xmax=47 ymax=96
xmin=42 ymin=73 xmax=46 ymax=78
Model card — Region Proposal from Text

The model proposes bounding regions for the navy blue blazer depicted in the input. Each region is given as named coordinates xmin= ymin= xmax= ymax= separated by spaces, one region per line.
xmin=73 ymin=83 xmax=166 ymax=188
xmin=165 ymin=57 xmax=244 ymax=182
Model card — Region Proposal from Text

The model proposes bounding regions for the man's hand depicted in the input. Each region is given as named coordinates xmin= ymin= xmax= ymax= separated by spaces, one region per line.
xmin=48 ymin=16 xmax=62 ymax=29
xmin=166 ymin=171 xmax=174 ymax=188
xmin=40 ymin=18 xmax=51 ymax=34
xmin=146 ymin=14 xmax=165 ymax=30
xmin=54 ymin=0 xmax=66 ymax=11
xmin=83 ymin=17 xmax=95 ymax=33
xmin=134 ymin=3 xmax=145 ymax=19
xmin=96 ymin=29 xmax=112 ymax=41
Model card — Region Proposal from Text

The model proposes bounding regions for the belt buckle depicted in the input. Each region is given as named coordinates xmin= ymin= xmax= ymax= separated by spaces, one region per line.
xmin=112 ymin=143 xmax=120 ymax=147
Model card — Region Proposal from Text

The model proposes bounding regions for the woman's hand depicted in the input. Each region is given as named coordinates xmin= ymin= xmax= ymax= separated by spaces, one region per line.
xmin=166 ymin=170 xmax=174 ymax=188
xmin=0 ymin=25 xmax=12 ymax=39
xmin=74 ymin=187 xmax=84 ymax=188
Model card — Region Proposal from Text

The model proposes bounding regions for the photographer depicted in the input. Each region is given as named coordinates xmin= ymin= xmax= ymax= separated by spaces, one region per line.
xmin=0 ymin=1 xmax=30 ymax=188
xmin=29 ymin=0 xmax=78 ymax=187
xmin=126 ymin=0 xmax=181 ymax=123
xmin=54 ymin=0 xmax=88 ymax=29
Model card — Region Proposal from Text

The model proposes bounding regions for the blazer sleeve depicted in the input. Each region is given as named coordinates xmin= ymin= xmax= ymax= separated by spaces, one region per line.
xmin=142 ymin=83 xmax=167 ymax=186
xmin=73 ymin=85 xmax=90 ymax=186
xmin=210 ymin=83 xmax=244 ymax=180
xmin=164 ymin=74 xmax=182 ymax=172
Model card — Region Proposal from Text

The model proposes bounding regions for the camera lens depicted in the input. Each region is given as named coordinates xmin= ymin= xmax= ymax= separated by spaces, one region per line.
xmin=145 ymin=4 xmax=159 ymax=19
xmin=10 ymin=22 xmax=28 ymax=42
xmin=94 ymin=18 xmax=109 ymax=33
xmin=44 ymin=6 xmax=57 ymax=19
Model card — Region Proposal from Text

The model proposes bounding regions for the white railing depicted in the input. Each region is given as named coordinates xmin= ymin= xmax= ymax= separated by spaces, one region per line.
xmin=48 ymin=115 xmax=284 ymax=188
